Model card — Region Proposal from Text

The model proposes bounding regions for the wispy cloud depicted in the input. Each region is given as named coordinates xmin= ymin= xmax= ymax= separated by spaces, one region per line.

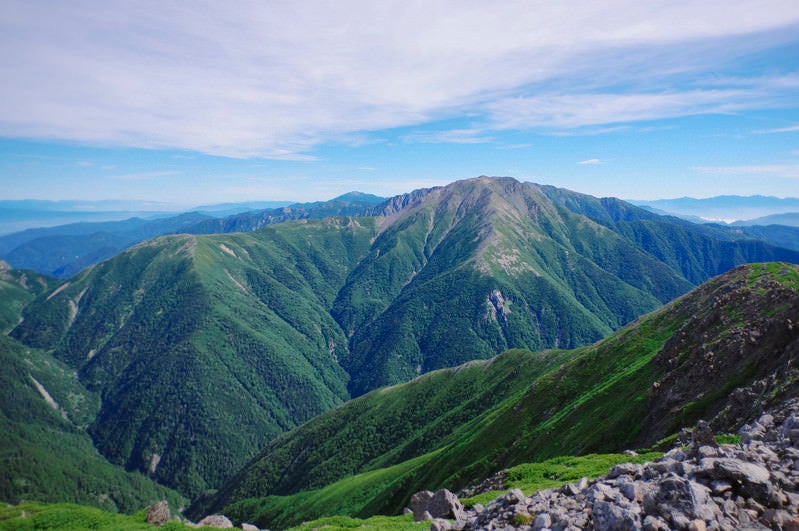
xmin=693 ymin=165 xmax=799 ymax=179
xmin=1 ymin=1 xmax=798 ymax=158
xmin=578 ymin=159 xmax=605 ymax=165
xmin=110 ymin=170 xmax=180 ymax=181
xmin=755 ymin=125 xmax=799 ymax=134
xmin=402 ymin=129 xmax=493 ymax=144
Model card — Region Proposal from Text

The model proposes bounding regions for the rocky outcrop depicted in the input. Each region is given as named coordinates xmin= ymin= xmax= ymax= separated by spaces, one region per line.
xmin=411 ymin=489 xmax=468 ymax=522
xmin=418 ymin=401 xmax=799 ymax=530
xmin=194 ymin=514 xmax=234 ymax=528
xmin=145 ymin=500 xmax=170 ymax=525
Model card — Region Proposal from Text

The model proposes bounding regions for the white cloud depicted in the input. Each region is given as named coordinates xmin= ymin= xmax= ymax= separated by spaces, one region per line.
xmin=756 ymin=125 xmax=799 ymax=134
xmin=485 ymin=88 xmax=779 ymax=130
xmin=1 ymin=1 xmax=798 ymax=158
xmin=401 ymin=129 xmax=493 ymax=144
xmin=578 ymin=159 xmax=604 ymax=165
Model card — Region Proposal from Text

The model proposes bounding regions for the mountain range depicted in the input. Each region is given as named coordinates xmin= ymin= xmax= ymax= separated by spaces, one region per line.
xmin=2 ymin=176 xmax=799 ymax=526
xmin=630 ymin=195 xmax=799 ymax=224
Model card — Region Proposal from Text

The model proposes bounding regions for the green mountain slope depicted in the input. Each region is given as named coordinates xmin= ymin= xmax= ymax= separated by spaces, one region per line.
xmin=11 ymin=218 xmax=378 ymax=497
xmin=0 ymin=261 xmax=57 ymax=333
xmin=202 ymin=263 xmax=799 ymax=529
xmin=0 ymin=334 xmax=183 ymax=513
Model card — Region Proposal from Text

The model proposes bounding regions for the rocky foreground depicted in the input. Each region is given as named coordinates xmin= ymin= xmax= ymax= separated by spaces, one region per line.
xmin=411 ymin=400 xmax=799 ymax=530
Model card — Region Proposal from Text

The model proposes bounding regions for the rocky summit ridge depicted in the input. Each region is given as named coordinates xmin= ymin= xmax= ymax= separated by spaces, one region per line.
xmin=414 ymin=399 xmax=799 ymax=530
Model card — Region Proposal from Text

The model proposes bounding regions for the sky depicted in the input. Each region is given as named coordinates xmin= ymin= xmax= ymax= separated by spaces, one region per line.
xmin=2 ymin=1 xmax=799 ymax=207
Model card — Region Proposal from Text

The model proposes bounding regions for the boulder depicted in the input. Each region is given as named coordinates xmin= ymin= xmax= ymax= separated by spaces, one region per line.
xmin=711 ymin=458 xmax=773 ymax=502
xmin=410 ymin=489 xmax=467 ymax=522
xmin=146 ymin=500 xmax=170 ymax=526
xmin=196 ymin=514 xmax=234 ymax=528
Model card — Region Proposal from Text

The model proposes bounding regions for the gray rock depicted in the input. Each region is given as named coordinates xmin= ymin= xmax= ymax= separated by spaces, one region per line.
xmin=693 ymin=420 xmax=718 ymax=449
xmin=146 ymin=500 xmax=170 ymax=526
xmin=241 ymin=524 xmax=260 ymax=531
xmin=533 ymin=512 xmax=551 ymax=530
xmin=712 ymin=458 xmax=773 ymax=502
xmin=593 ymin=499 xmax=641 ymax=530
xmin=411 ymin=489 xmax=466 ymax=522
xmin=196 ymin=514 xmax=234 ymax=528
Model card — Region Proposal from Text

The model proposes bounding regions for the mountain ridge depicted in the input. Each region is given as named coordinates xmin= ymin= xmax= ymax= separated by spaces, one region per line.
xmin=199 ymin=262 xmax=799 ymax=529
xmin=6 ymin=176 xmax=799 ymax=502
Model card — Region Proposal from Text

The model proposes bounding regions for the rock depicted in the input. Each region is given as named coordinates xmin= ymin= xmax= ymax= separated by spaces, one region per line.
xmin=711 ymin=458 xmax=773 ymax=502
xmin=687 ymin=519 xmax=706 ymax=531
xmin=146 ymin=500 xmax=170 ymax=526
xmin=196 ymin=514 xmax=234 ymax=528
xmin=430 ymin=517 xmax=463 ymax=530
xmin=533 ymin=512 xmax=551 ymax=530
xmin=693 ymin=420 xmax=717 ymax=449
xmin=241 ymin=524 xmax=260 ymax=531
xmin=410 ymin=489 xmax=467 ymax=522
xmin=458 ymin=409 xmax=799 ymax=531
xmin=593 ymin=499 xmax=641 ymax=530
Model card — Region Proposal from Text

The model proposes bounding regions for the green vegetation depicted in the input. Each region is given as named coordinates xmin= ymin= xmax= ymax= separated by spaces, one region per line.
xmin=0 ymin=503 xmax=190 ymax=530
xmin=462 ymin=452 xmax=661 ymax=507
xmin=288 ymin=514 xmax=427 ymax=531
xmin=0 ymin=335 xmax=184 ymax=513
xmin=208 ymin=262 xmax=799 ymax=529
xmin=748 ymin=261 xmax=799 ymax=290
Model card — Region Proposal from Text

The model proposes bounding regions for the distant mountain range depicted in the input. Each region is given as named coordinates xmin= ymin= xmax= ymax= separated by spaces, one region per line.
xmin=630 ymin=195 xmax=799 ymax=225
xmin=0 ymin=193 xmax=386 ymax=277
xmin=4 ymin=176 xmax=799 ymax=506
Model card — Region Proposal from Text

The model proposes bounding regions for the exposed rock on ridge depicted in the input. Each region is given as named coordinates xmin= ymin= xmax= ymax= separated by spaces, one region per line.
xmin=427 ymin=401 xmax=799 ymax=530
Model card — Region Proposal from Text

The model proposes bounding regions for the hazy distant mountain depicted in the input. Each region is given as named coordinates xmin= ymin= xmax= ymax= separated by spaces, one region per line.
xmin=190 ymin=200 xmax=293 ymax=217
xmin=0 ymin=193 xmax=385 ymax=278
xmin=8 ymin=176 xmax=799 ymax=500
xmin=731 ymin=212 xmax=799 ymax=227
xmin=0 ymin=213 xmax=212 ymax=278
xmin=629 ymin=195 xmax=799 ymax=223
xmin=0 ymin=199 xmax=189 ymax=235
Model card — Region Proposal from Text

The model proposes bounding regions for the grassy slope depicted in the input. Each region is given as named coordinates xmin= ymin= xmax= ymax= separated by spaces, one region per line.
xmin=209 ymin=263 xmax=799 ymax=529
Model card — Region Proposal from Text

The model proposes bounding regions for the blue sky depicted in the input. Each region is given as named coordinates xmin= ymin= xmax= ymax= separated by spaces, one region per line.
xmin=2 ymin=1 xmax=799 ymax=206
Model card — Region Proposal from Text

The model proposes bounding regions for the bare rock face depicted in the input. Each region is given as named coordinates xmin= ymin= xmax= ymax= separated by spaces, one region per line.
xmin=409 ymin=489 xmax=466 ymax=522
xmin=145 ymin=500 xmax=170 ymax=526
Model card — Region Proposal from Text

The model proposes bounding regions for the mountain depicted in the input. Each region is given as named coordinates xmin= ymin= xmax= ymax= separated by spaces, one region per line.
xmin=0 ymin=194 xmax=385 ymax=278
xmin=732 ymin=212 xmax=799 ymax=228
xmin=7 ymin=177 xmax=799 ymax=501
xmin=0 ymin=199 xmax=186 ymax=235
xmin=0 ymin=213 xmax=212 ymax=278
xmin=182 ymin=192 xmax=385 ymax=234
xmin=9 ymin=220 xmax=375 ymax=498
xmin=0 ymin=266 xmax=184 ymax=513
xmin=0 ymin=260 xmax=58 ymax=333
xmin=629 ymin=195 xmax=799 ymax=223
xmin=198 ymin=262 xmax=799 ymax=529
xmin=0 ymin=334 xmax=185 ymax=513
